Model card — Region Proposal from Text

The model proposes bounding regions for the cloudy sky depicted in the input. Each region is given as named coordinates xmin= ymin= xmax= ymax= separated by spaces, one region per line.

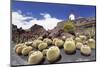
xmin=12 ymin=0 xmax=96 ymax=30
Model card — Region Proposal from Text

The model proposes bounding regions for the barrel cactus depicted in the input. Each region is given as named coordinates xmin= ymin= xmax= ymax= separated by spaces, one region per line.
xmin=28 ymin=51 xmax=35 ymax=56
xmin=32 ymin=40 xmax=42 ymax=48
xmin=75 ymin=37 xmax=82 ymax=43
xmin=25 ymin=41 xmax=33 ymax=46
xmin=46 ymin=46 xmax=60 ymax=63
xmin=52 ymin=38 xmax=59 ymax=45
xmin=64 ymin=40 xmax=76 ymax=54
xmin=55 ymin=39 xmax=64 ymax=48
xmin=22 ymin=46 xmax=33 ymax=55
xmin=43 ymin=38 xmax=52 ymax=45
xmin=76 ymin=42 xmax=83 ymax=49
xmin=14 ymin=43 xmax=24 ymax=50
xmin=79 ymin=35 xmax=87 ymax=41
xmin=15 ymin=43 xmax=26 ymax=55
xmin=38 ymin=42 xmax=48 ymax=51
xmin=28 ymin=51 xmax=43 ymax=64
xmin=80 ymin=45 xmax=91 ymax=56
xmin=42 ymin=49 xmax=48 ymax=56
xmin=87 ymin=38 xmax=95 ymax=49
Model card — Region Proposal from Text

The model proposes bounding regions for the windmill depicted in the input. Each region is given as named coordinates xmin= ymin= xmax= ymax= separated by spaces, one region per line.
xmin=69 ymin=13 xmax=75 ymax=20
xmin=68 ymin=10 xmax=79 ymax=21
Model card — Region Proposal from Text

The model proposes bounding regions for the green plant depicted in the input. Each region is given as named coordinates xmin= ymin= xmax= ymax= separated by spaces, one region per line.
xmin=63 ymin=19 xmax=75 ymax=32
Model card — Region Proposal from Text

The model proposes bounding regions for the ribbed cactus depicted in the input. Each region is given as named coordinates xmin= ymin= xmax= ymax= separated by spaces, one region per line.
xmin=28 ymin=51 xmax=43 ymax=64
xmin=46 ymin=46 xmax=60 ymax=63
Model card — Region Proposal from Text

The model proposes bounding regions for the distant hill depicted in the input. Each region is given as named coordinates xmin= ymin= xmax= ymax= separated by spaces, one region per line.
xmin=56 ymin=17 xmax=96 ymax=29
xmin=12 ymin=17 xmax=96 ymax=43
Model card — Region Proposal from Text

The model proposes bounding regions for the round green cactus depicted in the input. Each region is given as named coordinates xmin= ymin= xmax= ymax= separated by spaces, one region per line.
xmin=87 ymin=38 xmax=95 ymax=49
xmin=55 ymin=39 xmax=64 ymax=48
xmin=32 ymin=40 xmax=42 ymax=48
xmin=80 ymin=45 xmax=91 ymax=56
xmin=25 ymin=41 xmax=33 ymax=46
xmin=46 ymin=46 xmax=60 ymax=62
xmin=15 ymin=43 xmax=26 ymax=55
xmin=64 ymin=40 xmax=76 ymax=54
xmin=38 ymin=42 xmax=48 ymax=51
xmin=52 ymin=38 xmax=59 ymax=45
xmin=28 ymin=51 xmax=35 ymax=56
xmin=43 ymin=38 xmax=52 ymax=45
xmin=75 ymin=37 xmax=82 ymax=43
xmin=65 ymin=37 xmax=74 ymax=42
xmin=42 ymin=49 xmax=48 ymax=56
xmin=14 ymin=43 xmax=25 ymax=50
xmin=76 ymin=42 xmax=83 ymax=49
xmin=22 ymin=46 xmax=33 ymax=55
xmin=79 ymin=35 xmax=87 ymax=41
xmin=28 ymin=51 xmax=43 ymax=64
xmin=15 ymin=46 xmax=23 ymax=55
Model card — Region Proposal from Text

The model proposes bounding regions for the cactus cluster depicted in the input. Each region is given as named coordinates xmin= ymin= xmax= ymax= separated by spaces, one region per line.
xmin=14 ymin=33 xmax=95 ymax=64
xmin=15 ymin=43 xmax=33 ymax=55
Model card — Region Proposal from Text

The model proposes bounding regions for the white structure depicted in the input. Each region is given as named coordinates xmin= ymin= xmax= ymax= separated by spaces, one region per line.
xmin=69 ymin=13 xmax=75 ymax=20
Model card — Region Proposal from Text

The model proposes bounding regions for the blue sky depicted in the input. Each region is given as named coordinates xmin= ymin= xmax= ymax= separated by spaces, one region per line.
xmin=12 ymin=1 xmax=96 ymax=20
xmin=12 ymin=0 xmax=96 ymax=30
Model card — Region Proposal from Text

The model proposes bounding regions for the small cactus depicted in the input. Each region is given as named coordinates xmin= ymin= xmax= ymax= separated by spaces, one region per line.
xmin=22 ymin=46 xmax=33 ymax=55
xmin=52 ymin=38 xmax=59 ymax=45
xmin=14 ymin=43 xmax=25 ymax=50
xmin=76 ymin=42 xmax=83 ymax=49
xmin=15 ymin=43 xmax=26 ymax=55
xmin=25 ymin=41 xmax=33 ymax=46
xmin=42 ymin=49 xmax=48 ymax=56
xmin=64 ymin=40 xmax=76 ymax=54
xmin=75 ymin=37 xmax=82 ymax=43
xmin=46 ymin=46 xmax=60 ymax=63
xmin=28 ymin=51 xmax=43 ymax=64
xmin=55 ymin=39 xmax=64 ymax=48
xmin=28 ymin=51 xmax=35 ymax=56
xmin=43 ymin=38 xmax=52 ymax=45
xmin=80 ymin=45 xmax=91 ymax=56
xmin=15 ymin=46 xmax=24 ymax=55
xmin=38 ymin=42 xmax=48 ymax=51
xmin=79 ymin=35 xmax=87 ymax=41
xmin=32 ymin=40 xmax=42 ymax=48
xmin=87 ymin=38 xmax=95 ymax=49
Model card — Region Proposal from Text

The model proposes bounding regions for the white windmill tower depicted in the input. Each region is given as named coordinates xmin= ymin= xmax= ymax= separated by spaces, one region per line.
xmin=69 ymin=13 xmax=75 ymax=20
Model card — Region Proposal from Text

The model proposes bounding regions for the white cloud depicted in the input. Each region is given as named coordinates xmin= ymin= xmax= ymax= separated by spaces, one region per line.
xmin=12 ymin=11 xmax=62 ymax=30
